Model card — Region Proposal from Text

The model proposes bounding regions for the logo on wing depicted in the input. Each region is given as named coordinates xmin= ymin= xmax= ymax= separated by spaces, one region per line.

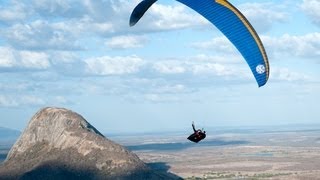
xmin=256 ymin=64 xmax=266 ymax=74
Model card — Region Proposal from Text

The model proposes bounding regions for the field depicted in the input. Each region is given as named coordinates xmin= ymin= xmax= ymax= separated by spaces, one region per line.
xmin=113 ymin=126 xmax=320 ymax=179
xmin=1 ymin=126 xmax=320 ymax=179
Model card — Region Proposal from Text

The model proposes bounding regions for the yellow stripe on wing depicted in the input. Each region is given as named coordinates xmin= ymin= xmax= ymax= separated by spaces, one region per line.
xmin=215 ymin=0 xmax=269 ymax=80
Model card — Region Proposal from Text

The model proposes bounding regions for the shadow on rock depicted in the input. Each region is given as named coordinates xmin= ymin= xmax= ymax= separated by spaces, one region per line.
xmin=1 ymin=161 xmax=170 ymax=180
xmin=147 ymin=162 xmax=182 ymax=180
xmin=20 ymin=163 xmax=96 ymax=180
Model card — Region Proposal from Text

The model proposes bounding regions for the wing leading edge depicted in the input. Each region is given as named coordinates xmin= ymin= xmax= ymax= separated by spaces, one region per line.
xmin=129 ymin=0 xmax=269 ymax=87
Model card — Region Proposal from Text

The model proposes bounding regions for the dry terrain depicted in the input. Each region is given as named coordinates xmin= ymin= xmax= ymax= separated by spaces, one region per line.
xmin=1 ymin=126 xmax=320 ymax=179
xmin=113 ymin=128 xmax=320 ymax=179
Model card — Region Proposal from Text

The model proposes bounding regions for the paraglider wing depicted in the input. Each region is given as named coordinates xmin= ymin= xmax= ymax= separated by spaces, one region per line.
xmin=129 ymin=0 xmax=269 ymax=87
xmin=176 ymin=0 xmax=269 ymax=87
xmin=130 ymin=0 xmax=158 ymax=26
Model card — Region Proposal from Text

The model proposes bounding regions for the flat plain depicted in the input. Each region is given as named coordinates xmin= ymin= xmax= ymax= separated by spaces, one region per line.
xmin=113 ymin=126 xmax=320 ymax=179
xmin=1 ymin=126 xmax=320 ymax=179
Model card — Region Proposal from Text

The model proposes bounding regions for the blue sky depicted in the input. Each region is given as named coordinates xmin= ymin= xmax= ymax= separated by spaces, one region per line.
xmin=0 ymin=0 xmax=319 ymax=133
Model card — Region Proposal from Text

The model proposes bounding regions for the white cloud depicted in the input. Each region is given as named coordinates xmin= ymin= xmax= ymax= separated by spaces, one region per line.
xmin=0 ymin=0 xmax=291 ymax=54
xmin=0 ymin=0 xmax=134 ymax=50
xmin=20 ymin=51 xmax=50 ymax=69
xmin=301 ymin=0 xmax=320 ymax=26
xmin=152 ymin=58 xmax=248 ymax=79
xmin=192 ymin=63 xmax=238 ymax=77
xmin=29 ymin=0 xmax=125 ymax=21
xmin=49 ymin=52 xmax=87 ymax=76
xmin=263 ymin=33 xmax=320 ymax=59
xmin=127 ymin=1 xmax=208 ymax=34
xmin=193 ymin=54 xmax=240 ymax=64
xmin=144 ymin=93 xmax=180 ymax=103
xmin=4 ymin=20 xmax=82 ymax=50
xmin=21 ymin=95 xmax=46 ymax=106
xmin=50 ymin=51 xmax=78 ymax=64
xmin=105 ymin=35 xmax=148 ymax=49
xmin=85 ymin=55 xmax=144 ymax=75
xmin=0 ymin=95 xmax=18 ymax=107
xmin=191 ymin=36 xmax=237 ymax=54
xmin=0 ymin=47 xmax=51 ymax=69
xmin=190 ymin=33 xmax=320 ymax=62
xmin=52 ymin=17 xmax=115 ymax=36
xmin=0 ymin=0 xmax=211 ymax=52
xmin=29 ymin=0 xmax=132 ymax=35
xmin=0 ymin=47 xmax=17 ymax=67
xmin=128 ymin=1 xmax=288 ymax=34
xmin=0 ymin=0 xmax=318 ymax=109
xmin=239 ymin=2 xmax=288 ymax=33
xmin=52 ymin=96 xmax=74 ymax=105
xmin=0 ymin=1 xmax=29 ymax=23
xmin=31 ymin=0 xmax=79 ymax=18
xmin=271 ymin=67 xmax=312 ymax=82
xmin=153 ymin=84 xmax=187 ymax=94
xmin=153 ymin=61 xmax=186 ymax=74
xmin=0 ymin=82 xmax=30 ymax=92
xmin=0 ymin=95 xmax=45 ymax=107
xmin=147 ymin=3 xmax=207 ymax=30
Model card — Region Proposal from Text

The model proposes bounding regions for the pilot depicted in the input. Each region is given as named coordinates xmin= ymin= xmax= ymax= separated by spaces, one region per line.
xmin=188 ymin=121 xmax=206 ymax=143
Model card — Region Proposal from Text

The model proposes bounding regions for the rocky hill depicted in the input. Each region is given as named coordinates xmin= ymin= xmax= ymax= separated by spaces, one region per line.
xmin=0 ymin=107 xmax=170 ymax=179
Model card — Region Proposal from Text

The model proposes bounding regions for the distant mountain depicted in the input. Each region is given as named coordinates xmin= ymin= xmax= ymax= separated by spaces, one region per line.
xmin=0 ymin=127 xmax=20 ymax=142
xmin=0 ymin=107 xmax=174 ymax=179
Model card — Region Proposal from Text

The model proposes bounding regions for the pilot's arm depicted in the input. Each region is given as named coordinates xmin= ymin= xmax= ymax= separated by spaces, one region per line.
xmin=192 ymin=122 xmax=196 ymax=132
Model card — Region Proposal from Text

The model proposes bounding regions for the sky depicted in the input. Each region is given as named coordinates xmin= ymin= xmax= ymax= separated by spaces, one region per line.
xmin=0 ymin=0 xmax=319 ymax=133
